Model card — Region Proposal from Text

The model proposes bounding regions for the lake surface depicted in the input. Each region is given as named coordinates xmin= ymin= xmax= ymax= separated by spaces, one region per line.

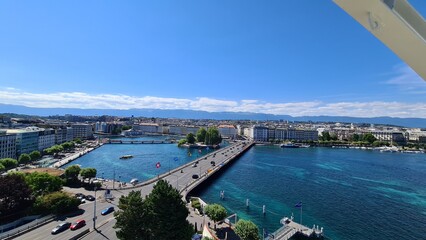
xmin=64 ymin=140 xmax=426 ymax=240
xmin=63 ymin=137 xmax=212 ymax=182
xmin=196 ymin=146 xmax=426 ymax=240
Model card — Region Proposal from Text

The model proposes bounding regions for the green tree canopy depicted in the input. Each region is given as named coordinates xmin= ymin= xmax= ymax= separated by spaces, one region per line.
xmin=145 ymin=180 xmax=194 ymax=239
xmin=186 ymin=133 xmax=196 ymax=144
xmin=80 ymin=168 xmax=97 ymax=180
xmin=33 ymin=191 xmax=80 ymax=215
xmin=74 ymin=138 xmax=82 ymax=144
xmin=61 ymin=141 xmax=75 ymax=150
xmin=178 ymin=139 xmax=187 ymax=147
xmin=0 ymin=163 xmax=5 ymax=172
xmin=320 ymin=131 xmax=331 ymax=141
xmin=204 ymin=203 xmax=227 ymax=229
xmin=64 ymin=165 xmax=81 ymax=182
xmin=122 ymin=125 xmax=132 ymax=131
xmin=351 ymin=134 xmax=360 ymax=142
xmin=234 ymin=219 xmax=260 ymax=240
xmin=362 ymin=133 xmax=377 ymax=144
xmin=196 ymin=128 xmax=207 ymax=142
xmin=24 ymin=172 xmax=63 ymax=196
xmin=114 ymin=190 xmax=152 ymax=240
xmin=114 ymin=180 xmax=193 ymax=240
xmin=0 ymin=174 xmax=32 ymax=215
xmin=18 ymin=154 xmax=31 ymax=164
xmin=29 ymin=150 xmax=41 ymax=161
xmin=44 ymin=145 xmax=64 ymax=155
xmin=0 ymin=158 xmax=18 ymax=170
xmin=205 ymin=127 xmax=222 ymax=145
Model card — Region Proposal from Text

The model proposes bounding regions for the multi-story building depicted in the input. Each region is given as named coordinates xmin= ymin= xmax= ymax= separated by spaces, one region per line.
xmin=368 ymin=130 xmax=406 ymax=143
xmin=72 ymin=124 xmax=93 ymax=140
xmin=132 ymin=123 xmax=159 ymax=134
xmin=251 ymin=125 xmax=268 ymax=142
xmin=37 ymin=128 xmax=56 ymax=151
xmin=0 ymin=130 xmax=17 ymax=159
xmin=275 ymin=128 xmax=318 ymax=141
xmin=218 ymin=125 xmax=237 ymax=139
xmin=6 ymin=128 xmax=39 ymax=156
xmin=55 ymin=126 xmax=73 ymax=144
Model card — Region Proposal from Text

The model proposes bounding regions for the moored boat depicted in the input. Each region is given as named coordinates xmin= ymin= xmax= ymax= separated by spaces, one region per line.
xmin=119 ymin=155 xmax=133 ymax=159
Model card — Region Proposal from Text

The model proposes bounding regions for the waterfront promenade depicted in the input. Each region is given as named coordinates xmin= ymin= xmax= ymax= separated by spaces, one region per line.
xmin=13 ymin=140 xmax=254 ymax=240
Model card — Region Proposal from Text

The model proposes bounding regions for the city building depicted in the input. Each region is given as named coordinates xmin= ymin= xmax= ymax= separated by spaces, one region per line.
xmin=6 ymin=128 xmax=39 ymax=156
xmin=72 ymin=124 xmax=94 ymax=140
xmin=0 ymin=130 xmax=17 ymax=159
xmin=35 ymin=127 xmax=56 ymax=152
xmin=218 ymin=125 xmax=237 ymax=139
xmin=55 ymin=126 xmax=73 ymax=144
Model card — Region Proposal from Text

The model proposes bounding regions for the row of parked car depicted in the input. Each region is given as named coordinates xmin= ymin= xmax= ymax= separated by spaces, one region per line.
xmin=51 ymin=204 xmax=115 ymax=235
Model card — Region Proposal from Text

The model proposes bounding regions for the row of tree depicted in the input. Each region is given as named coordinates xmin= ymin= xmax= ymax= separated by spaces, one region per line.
xmin=319 ymin=131 xmax=377 ymax=144
xmin=114 ymin=179 xmax=261 ymax=240
xmin=0 ymin=151 xmax=42 ymax=172
xmin=178 ymin=127 xmax=223 ymax=147
xmin=0 ymin=171 xmax=80 ymax=217
xmin=64 ymin=164 xmax=97 ymax=184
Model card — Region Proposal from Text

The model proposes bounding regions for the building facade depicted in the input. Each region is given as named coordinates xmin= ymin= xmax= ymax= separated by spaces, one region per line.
xmin=0 ymin=131 xmax=17 ymax=159
xmin=72 ymin=124 xmax=93 ymax=140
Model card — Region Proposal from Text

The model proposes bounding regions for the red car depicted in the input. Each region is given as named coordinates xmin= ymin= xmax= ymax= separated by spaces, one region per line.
xmin=70 ymin=219 xmax=86 ymax=230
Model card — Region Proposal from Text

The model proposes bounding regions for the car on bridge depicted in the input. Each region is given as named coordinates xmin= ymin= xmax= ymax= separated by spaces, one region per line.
xmin=70 ymin=219 xmax=86 ymax=230
xmin=192 ymin=174 xmax=199 ymax=179
xmin=101 ymin=206 xmax=115 ymax=215
xmin=51 ymin=222 xmax=71 ymax=234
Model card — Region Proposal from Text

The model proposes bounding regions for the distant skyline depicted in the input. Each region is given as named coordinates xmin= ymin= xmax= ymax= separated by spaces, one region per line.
xmin=0 ymin=0 xmax=425 ymax=118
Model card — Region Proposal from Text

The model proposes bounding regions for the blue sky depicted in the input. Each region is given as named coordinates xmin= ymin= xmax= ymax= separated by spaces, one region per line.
xmin=0 ymin=0 xmax=425 ymax=118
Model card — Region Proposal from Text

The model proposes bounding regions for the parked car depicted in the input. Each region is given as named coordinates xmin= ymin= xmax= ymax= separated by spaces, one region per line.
xmin=85 ymin=195 xmax=95 ymax=201
xmin=51 ymin=222 xmax=71 ymax=234
xmin=101 ymin=206 xmax=115 ymax=215
xmin=70 ymin=220 xmax=86 ymax=230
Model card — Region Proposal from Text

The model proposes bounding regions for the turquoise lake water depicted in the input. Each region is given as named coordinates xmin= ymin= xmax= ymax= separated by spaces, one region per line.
xmin=64 ymin=139 xmax=426 ymax=240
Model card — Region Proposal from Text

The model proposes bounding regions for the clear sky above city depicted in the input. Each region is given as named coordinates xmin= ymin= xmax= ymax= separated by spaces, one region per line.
xmin=0 ymin=0 xmax=425 ymax=118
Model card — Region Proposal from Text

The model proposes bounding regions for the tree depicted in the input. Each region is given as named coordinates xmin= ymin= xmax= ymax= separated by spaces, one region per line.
xmin=351 ymin=134 xmax=360 ymax=142
xmin=205 ymin=127 xmax=222 ymax=145
xmin=122 ymin=125 xmax=132 ymax=131
xmin=114 ymin=180 xmax=193 ymax=240
xmin=80 ymin=168 xmax=97 ymax=180
xmin=362 ymin=133 xmax=377 ymax=144
xmin=145 ymin=180 xmax=194 ymax=239
xmin=204 ymin=203 xmax=227 ymax=229
xmin=24 ymin=172 xmax=63 ymax=196
xmin=196 ymin=128 xmax=207 ymax=142
xmin=18 ymin=154 xmax=31 ymax=164
xmin=33 ymin=191 xmax=80 ymax=214
xmin=114 ymin=190 xmax=152 ymax=240
xmin=0 ymin=163 xmax=5 ymax=172
xmin=29 ymin=151 xmax=41 ymax=161
xmin=44 ymin=145 xmax=64 ymax=155
xmin=234 ymin=219 xmax=260 ymax=240
xmin=320 ymin=131 xmax=331 ymax=141
xmin=186 ymin=133 xmax=196 ymax=144
xmin=64 ymin=165 xmax=81 ymax=183
xmin=0 ymin=174 xmax=32 ymax=215
xmin=74 ymin=138 xmax=82 ymax=144
xmin=0 ymin=158 xmax=18 ymax=170
xmin=178 ymin=139 xmax=187 ymax=147
xmin=61 ymin=141 xmax=75 ymax=150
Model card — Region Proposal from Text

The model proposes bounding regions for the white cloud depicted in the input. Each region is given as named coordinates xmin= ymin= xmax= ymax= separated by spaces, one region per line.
xmin=0 ymin=89 xmax=425 ymax=118
xmin=385 ymin=64 xmax=426 ymax=94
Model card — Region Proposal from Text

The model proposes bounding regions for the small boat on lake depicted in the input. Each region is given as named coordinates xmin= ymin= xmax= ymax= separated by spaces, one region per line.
xmin=119 ymin=155 xmax=133 ymax=159
xmin=280 ymin=143 xmax=299 ymax=148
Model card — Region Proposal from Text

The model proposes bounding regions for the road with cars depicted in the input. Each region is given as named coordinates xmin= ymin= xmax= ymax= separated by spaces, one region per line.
xmin=14 ymin=140 xmax=251 ymax=240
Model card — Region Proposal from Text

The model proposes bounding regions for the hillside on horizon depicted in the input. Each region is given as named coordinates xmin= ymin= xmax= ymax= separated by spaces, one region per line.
xmin=1 ymin=104 xmax=426 ymax=128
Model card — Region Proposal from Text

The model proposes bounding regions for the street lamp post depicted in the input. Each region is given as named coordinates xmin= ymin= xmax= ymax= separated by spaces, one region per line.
xmin=93 ymin=187 xmax=97 ymax=230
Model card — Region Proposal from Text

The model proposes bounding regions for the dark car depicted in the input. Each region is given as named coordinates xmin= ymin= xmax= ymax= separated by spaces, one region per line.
xmin=70 ymin=219 xmax=86 ymax=230
xmin=85 ymin=195 xmax=95 ymax=201
xmin=192 ymin=174 xmax=199 ymax=179
xmin=51 ymin=222 xmax=71 ymax=234
xmin=101 ymin=206 xmax=115 ymax=215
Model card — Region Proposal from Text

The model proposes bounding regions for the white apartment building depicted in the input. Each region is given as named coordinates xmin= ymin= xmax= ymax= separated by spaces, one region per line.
xmin=0 ymin=131 xmax=16 ymax=159
xmin=218 ymin=125 xmax=237 ymax=139
xmin=251 ymin=125 xmax=269 ymax=142
xmin=37 ymin=128 xmax=56 ymax=152
xmin=132 ymin=123 xmax=159 ymax=134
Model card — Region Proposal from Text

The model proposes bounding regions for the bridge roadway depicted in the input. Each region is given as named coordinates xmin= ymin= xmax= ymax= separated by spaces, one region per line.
xmin=13 ymin=140 xmax=253 ymax=240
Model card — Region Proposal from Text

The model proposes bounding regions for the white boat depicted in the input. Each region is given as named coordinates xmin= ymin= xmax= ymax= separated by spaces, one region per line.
xmin=120 ymin=155 xmax=133 ymax=159
xmin=130 ymin=178 xmax=139 ymax=185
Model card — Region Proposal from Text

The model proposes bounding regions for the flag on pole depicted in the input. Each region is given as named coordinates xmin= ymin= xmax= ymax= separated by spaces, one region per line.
xmin=156 ymin=162 xmax=161 ymax=168
xmin=295 ymin=202 xmax=302 ymax=208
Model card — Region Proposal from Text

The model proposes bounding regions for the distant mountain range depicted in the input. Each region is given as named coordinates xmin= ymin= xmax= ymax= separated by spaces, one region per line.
xmin=1 ymin=104 xmax=425 ymax=128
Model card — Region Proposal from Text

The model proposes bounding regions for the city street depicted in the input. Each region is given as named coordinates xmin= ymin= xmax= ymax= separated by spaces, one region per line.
xmin=13 ymin=141 xmax=250 ymax=240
